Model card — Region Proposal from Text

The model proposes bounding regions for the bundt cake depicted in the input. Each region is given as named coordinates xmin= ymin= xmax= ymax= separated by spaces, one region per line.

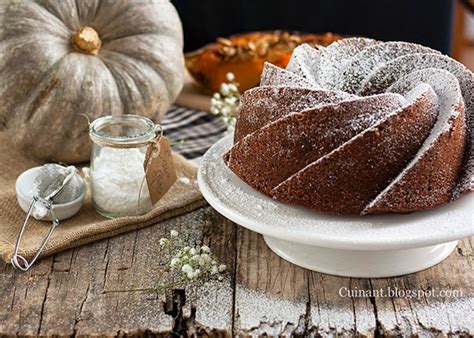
xmin=224 ymin=38 xmax=474 ymax=215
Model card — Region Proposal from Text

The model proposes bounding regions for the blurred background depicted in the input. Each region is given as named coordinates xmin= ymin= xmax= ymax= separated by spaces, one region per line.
xmin=173 ymin=0 xmax=473 ymax=110
xmin=453 ymin=0 xmax=474 ymax=69
xmin=172 ymin=0 xmax=473 ymax=68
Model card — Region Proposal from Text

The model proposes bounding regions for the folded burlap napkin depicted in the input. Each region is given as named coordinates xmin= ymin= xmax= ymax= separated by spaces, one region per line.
xmin=0 ymin=134 xmax=206 ymax=264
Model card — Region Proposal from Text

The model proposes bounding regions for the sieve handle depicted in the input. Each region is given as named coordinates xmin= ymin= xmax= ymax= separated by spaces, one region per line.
xmin=11 ymin=196 xmax=59 ymax=272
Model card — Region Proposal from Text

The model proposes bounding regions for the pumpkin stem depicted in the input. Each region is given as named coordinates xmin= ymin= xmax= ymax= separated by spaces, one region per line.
xmin=71 ymin=26 xmax=101 ymax=55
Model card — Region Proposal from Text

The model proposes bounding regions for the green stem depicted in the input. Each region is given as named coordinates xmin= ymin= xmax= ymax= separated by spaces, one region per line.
xmin=102 ymin=277 xmax=190 ymax=295
xmin=154 ymin=269 xmax=166 ymax=288
xmin=155 ymin=278 xmax=188 ymax=292
xmin=102 ymin=287 xmax=157 ymax=294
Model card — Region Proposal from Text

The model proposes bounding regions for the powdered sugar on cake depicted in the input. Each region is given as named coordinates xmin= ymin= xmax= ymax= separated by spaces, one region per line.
xmin=260 ymin=62 xmax=318 ymax=89
xmin=226 ymin=38 xmax=473 ymax=215
xmin=364 ymin=70 xmax=465 ymax=213
xmin=285 ymin=44 xmax=322 ymax=83
xmin=335 ymin=41 xmax=440 ymax=93
xmin=317 ymin=38 xmax=380 ymax=89
xmin=234 ymin=86 xmax=356 ymax=141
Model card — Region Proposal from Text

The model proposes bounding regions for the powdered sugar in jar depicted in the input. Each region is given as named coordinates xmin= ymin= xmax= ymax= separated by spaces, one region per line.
xmin=89 ymin=115 xmax=160 ymax=218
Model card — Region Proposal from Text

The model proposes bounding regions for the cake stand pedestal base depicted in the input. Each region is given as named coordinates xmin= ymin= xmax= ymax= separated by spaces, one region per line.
xmin=263 ymin=236 xmax=458 ymax=278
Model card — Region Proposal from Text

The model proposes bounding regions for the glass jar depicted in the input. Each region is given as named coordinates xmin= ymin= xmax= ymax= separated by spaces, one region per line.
xmin=89 ymin=115 xmax=160 ymax=218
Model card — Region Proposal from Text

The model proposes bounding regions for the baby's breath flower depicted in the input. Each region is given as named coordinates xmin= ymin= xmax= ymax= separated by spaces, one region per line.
xmin=182 ymin=264 xmax=193 ymax=275
xmin=210 ymin=98 xmax=220 ymax=106
xmin=220 ymin=83 xmax=230 ymax=96
xmin=199 ymin=253 xmax=211 ymax=267
xmin=226 ymin=72 xmax=235 ymax=81
xmin=224 ymin=97 xmax=237 ymax=105
xmin=210 ymin=73 xmax=240 ymax=132
xmin=227 ymin=83 xmax=238 ymax=93
xmin=163 ymin=231 xmax=228 ymax=284
xmin=106 ymin=229 xmax=228 ymax=295
xmin=221 ymin=105 xmax=231 ymax=115
xmin=170 ymin=257 xmax=180 ymax=268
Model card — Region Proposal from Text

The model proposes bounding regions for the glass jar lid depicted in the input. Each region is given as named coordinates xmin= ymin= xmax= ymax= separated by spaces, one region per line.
xmin=89 ymin=115 xmax=160 ymax=148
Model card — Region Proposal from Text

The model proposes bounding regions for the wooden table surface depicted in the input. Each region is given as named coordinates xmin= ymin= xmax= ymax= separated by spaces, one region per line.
xmin=0 ymin=206 xmax=472 ymax=337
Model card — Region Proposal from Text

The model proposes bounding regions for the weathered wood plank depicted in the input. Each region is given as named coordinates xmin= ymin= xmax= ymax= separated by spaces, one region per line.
xmin=66 ymin=227 xmax=175 ymax=337
xmin=372 ymin=237 xmax=474 ymax=336
xmin=0 ymin=208 xmax=217 ymax=336
xmin=179 ymin=208 xmax=236 ymax=336
xmin=0 ymin=256 xmax=54 ymax=336
xmin=232 ymin=230 xmax=473 ymax=336
xmin=0 ymin=206 xmax=473 ymax=337
xmin=233 ymin=227 xmax=309 ymax=336
xmin=308 ymin=274 xmax=376 ymax=336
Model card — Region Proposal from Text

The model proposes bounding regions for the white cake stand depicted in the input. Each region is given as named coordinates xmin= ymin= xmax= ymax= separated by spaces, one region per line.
xmin=198 ymin=135 xmax=474 ymax=278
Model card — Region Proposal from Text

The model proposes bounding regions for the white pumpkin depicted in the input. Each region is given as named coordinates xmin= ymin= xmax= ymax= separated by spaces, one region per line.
xmin=0 ymin=0 xmax=184 ymax=163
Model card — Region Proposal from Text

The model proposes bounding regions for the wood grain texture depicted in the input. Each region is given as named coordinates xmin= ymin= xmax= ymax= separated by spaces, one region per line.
xmin=233 ymin=228 xmax=309 ymax=336
xmin=0 ymin=206 xmax=472 ymax=337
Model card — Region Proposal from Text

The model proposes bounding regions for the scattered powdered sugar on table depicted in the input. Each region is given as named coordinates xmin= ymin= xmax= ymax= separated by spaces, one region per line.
xmin=310 ymin=301 xmax=374 ymax=334
xmin=234 ymin=287 xmax=306 ymax=335
xmin=179 ymin=176 xmax=191 ymax=185
xmin=376 ymin=297 xmax=474 ymax=334
xmin=91 ymin=147 xmax=151 ymax=216
xmin=191 ymin=278 xmax=234 ymax=331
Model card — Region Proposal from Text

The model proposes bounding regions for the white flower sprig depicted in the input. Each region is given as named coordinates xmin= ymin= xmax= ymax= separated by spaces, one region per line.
xmin=210 ymin=72 xmax=240 ymax=132
xmin=159 ymin=230 xmax=227 ymax=283
xmin=103 ymin=230 xmax=227 ymax=295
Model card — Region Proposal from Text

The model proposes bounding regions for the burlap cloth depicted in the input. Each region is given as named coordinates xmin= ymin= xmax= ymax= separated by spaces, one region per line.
xmin=0 ymin=134 xmax=206 ymax=264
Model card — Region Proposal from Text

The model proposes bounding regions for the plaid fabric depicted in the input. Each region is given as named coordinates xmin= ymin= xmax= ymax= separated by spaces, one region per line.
xmin=161 ymin=105 xmax=227 ymax=159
